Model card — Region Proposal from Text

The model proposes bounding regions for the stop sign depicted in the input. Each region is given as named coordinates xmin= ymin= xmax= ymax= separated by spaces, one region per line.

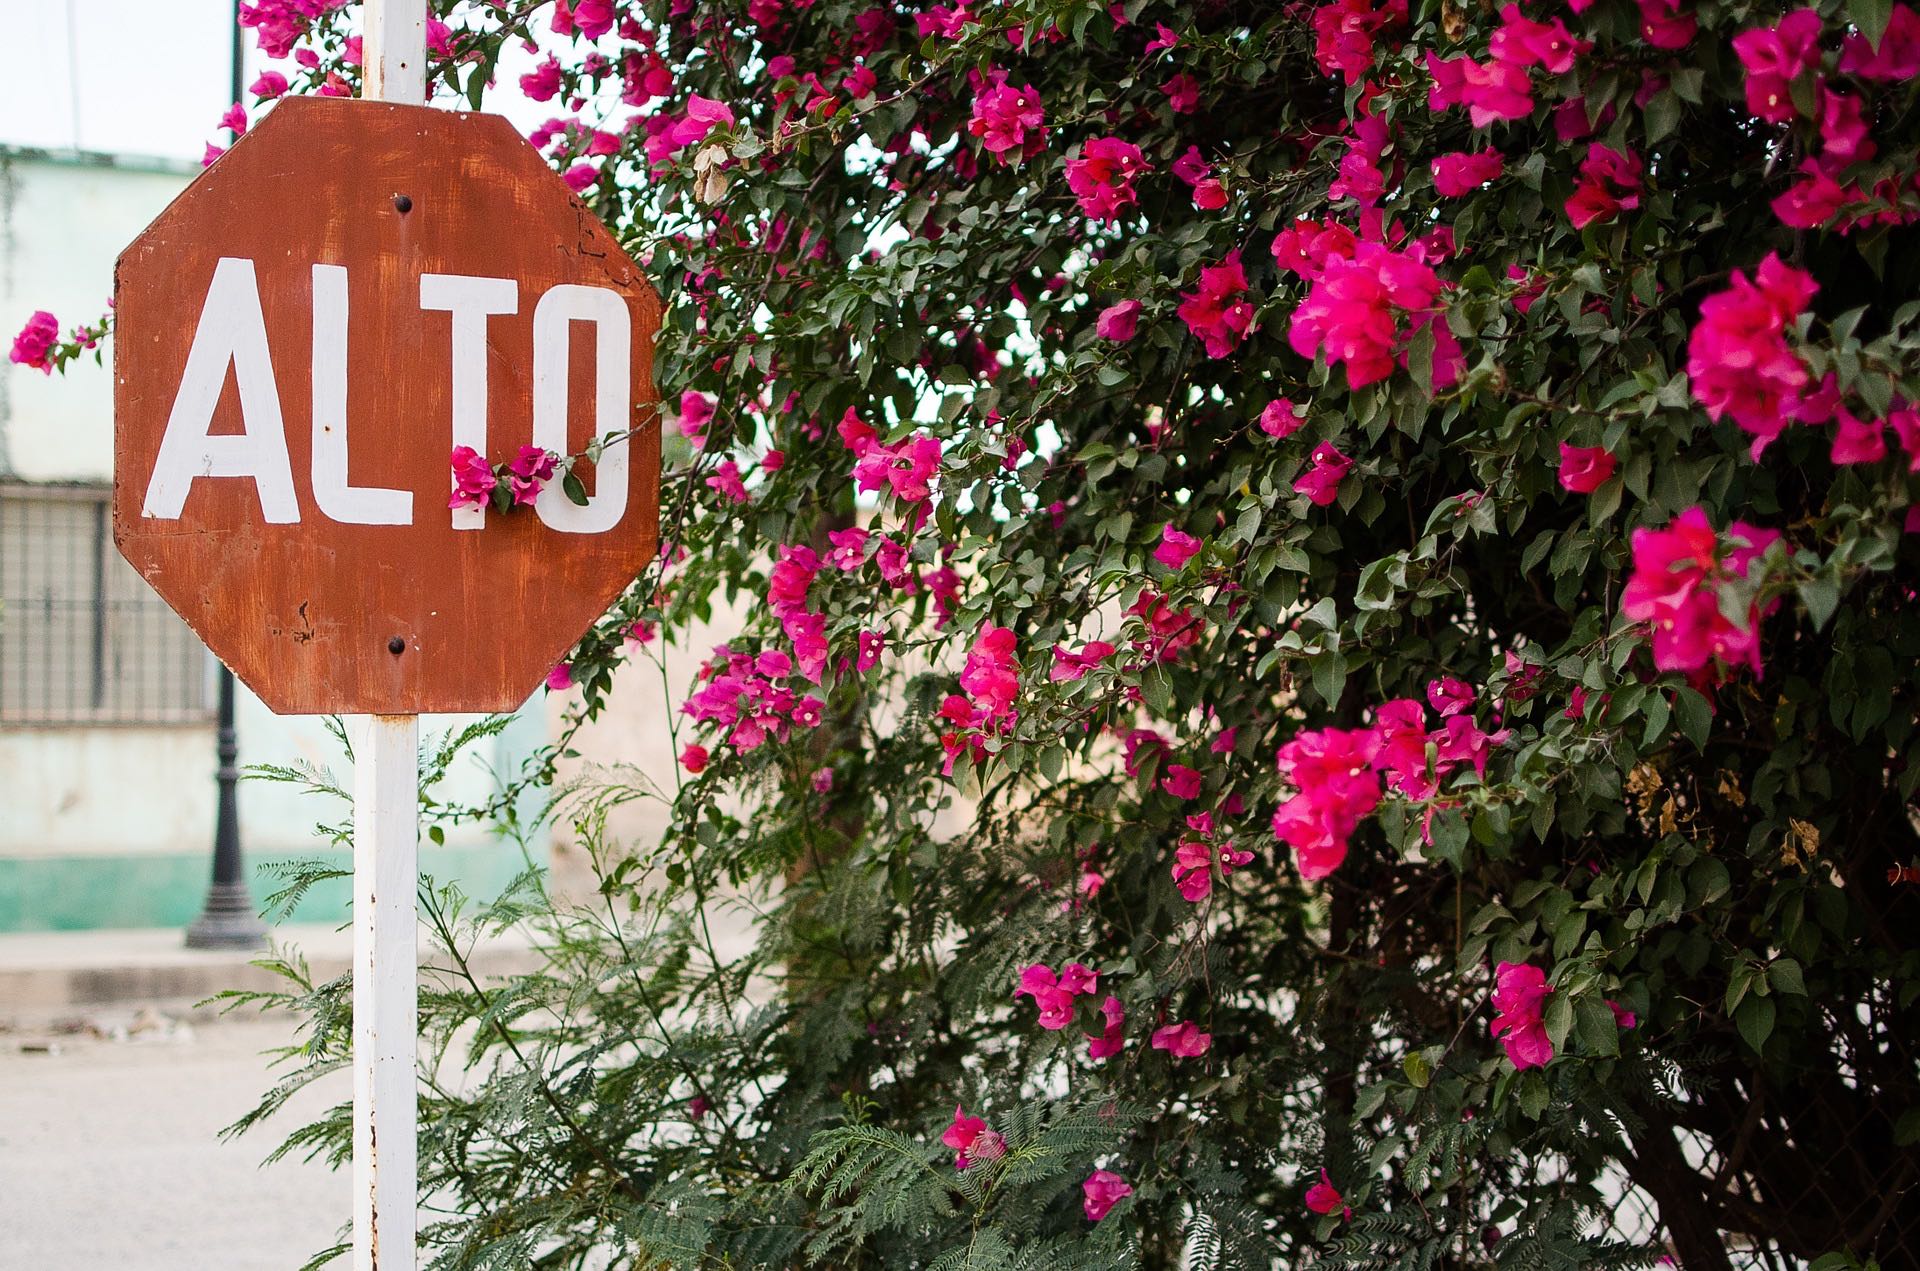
xmin=113 ymin=96 xmax=661 ymax=715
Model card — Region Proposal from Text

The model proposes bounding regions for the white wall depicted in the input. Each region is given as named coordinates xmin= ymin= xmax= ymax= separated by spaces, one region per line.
xmin=2 ymin=152 xmax=193 ymax=480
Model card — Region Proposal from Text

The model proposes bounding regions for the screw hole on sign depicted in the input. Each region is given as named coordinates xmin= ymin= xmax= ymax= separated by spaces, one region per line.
xmin=388 ymin=637 xmax=406 ymax=655
xmin=393 ymin=194 xmax=413 ymax=213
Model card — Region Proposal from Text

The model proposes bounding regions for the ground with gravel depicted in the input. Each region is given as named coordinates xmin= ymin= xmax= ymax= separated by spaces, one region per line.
xmin=0 ymin=1008 xmax=349 ymax=1270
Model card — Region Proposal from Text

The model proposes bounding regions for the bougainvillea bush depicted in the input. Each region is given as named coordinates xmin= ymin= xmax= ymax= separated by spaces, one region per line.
xmin=35 ymin=0 xmax=1920 ymax=1265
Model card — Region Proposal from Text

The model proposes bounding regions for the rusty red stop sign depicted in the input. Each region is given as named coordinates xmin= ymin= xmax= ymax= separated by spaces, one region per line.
xmin=113 ymin=96 xmax=661 ymax=715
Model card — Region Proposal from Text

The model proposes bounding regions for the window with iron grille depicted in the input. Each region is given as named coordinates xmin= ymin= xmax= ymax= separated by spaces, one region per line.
xmin=0 ymin=481 xmax=213 ymax=725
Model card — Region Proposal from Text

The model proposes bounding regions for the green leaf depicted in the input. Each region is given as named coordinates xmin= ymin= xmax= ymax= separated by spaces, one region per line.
xmin=1768 ymin=958 xmax=1806 ymax=996
xmin=1736 ymin=994 xmax=1777 ymax=1055
xmin=1403 ymin=1051 xmax=1432 ymax=1089
xmin=1574 ymin=996 xmax=1620 ymax=1057
xmin=1516 ymin=1070 xmax=1550 ymax=1119
xmin=1544 ymin=991 xmax=1574 ymax=1050
xmin=1644 ymin=90 xmax=1681 ymax=144
xmin=1407 ymin=322 xmax=1435 ymax=399
xmin=1672 ymin=687 xmax=1712 ymax=751
xmin=1142 ymin=667 xmax=1173 ymax=716
xmin=1851 ymin=0 xmax=1895 ymax=47
xmin=563 ymin=471 xmax=590 ymax=506
xmin=1799 ymin=575 xmax=1841 ymax=631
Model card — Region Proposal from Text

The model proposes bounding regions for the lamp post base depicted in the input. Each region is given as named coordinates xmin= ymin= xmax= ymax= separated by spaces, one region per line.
xmin=184 ymin=882 xmax=267 ymax=950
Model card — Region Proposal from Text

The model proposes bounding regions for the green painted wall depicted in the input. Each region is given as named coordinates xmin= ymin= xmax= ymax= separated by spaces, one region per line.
xmin=0 ymin=843 xmax=540 ymax=933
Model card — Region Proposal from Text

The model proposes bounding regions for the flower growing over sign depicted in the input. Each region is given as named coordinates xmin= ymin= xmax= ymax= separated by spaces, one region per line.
xmin=447 ymin=445 xmax=586 ymax=518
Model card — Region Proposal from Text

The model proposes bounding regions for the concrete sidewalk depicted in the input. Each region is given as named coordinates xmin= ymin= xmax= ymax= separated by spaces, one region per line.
xmin=0 ymin=922 xmax=547 ymax=1019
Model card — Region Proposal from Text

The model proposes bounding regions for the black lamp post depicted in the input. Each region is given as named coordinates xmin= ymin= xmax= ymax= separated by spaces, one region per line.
xmin=185 ymin=7 xmax=266 ymax=951
xmin=185 ymin=666 xmax=266 ymax=948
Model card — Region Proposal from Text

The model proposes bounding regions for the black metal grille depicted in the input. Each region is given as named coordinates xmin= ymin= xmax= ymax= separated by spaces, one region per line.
xmin=0 ymin=481 xmax=212 ymax=725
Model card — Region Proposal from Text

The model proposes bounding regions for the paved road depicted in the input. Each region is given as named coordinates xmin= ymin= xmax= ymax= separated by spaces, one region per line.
xmin=0 ymin=1011 xmax=349 ymax=1270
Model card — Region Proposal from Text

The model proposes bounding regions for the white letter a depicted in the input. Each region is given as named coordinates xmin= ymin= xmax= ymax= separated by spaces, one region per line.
xmin=141 ymin=256 xmax=300 ymax=523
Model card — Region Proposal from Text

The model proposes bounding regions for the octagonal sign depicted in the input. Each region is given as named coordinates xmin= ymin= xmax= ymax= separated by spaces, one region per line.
xmin=114 ymin=96 xmax=661 ymax=715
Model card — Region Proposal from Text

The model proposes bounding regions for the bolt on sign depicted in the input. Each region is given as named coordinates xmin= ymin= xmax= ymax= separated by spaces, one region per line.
xmin=114 ymin=95 xmax=662 ymax=715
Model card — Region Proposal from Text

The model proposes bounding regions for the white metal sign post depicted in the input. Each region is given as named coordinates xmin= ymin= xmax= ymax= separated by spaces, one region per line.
xmin=355 ymin=4 xmax=426 ymax=1268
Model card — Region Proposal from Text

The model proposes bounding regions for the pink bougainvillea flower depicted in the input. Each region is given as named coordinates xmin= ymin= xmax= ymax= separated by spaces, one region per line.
xmin=1293 ymin=442 xmax=1353 ymax=507
xmin=825 ymin=526 xmax=869 ymax=571
xmin=1172 ymin=837 xmax=1254 ymax=901
xmin=1306 ymin=1168 xmax=1352 ymax=1219
xmin=1686 ymin=253 xmax=1817 ymax=458
xmin=1636 ymin=0 xmax=1697 ymax=48
xmin=1177 ymin=253 xmax=1255 ymax=359
xmin=520 ymin=55 xmax=563 ymax=101
xmin=1126 ymin=592 xmax=1205 ymax=662
xmin=506 ymin=446 xmax=558 ymax=505
xmin=1272 ymin=217 xmax=1359 ymax=281
xmin=1425 ymin=51 xmax=1533 ymax=126
xmin=1557 ymin=444 xmax=1616 ymax=493
xmin=1259 ymin=398 xmax=1307 ymax=439
xmin=1565 ymin=144 xmax=1643 ymax=229
xmin=1434 ymin=713 xmax=1507 ymax=779
xmin=677 ymin=389 xmax=715 ymax=447
xmin=705 ymin=459 xmax=751 ymax=504
xmin=675 ymin=94 xmax=736 ymax=148
xmin=1088 ymin=995 xmax=1126 ymax=1060
xmin=1272 ymin=726 xmax=1381 ymax=879
xmin=1489 ymin=4 xmax=1588 ymax=72
xmin=1066 ymin=136 xmax=1149 ymax=222
xmin=1828 ymin=408 xmax=1889 ymax=465
xmin=1489 ymin=960 xmax=1554 ymax=1069
xmin=862 ymin=434 xmax=943 ymax=503
xmin=679 ymin=743 xmax=709 ymax=773
xmin=562 ymin=0 xmax=617 ymax=40
xmin=545 ymin=663 xmax=574 ymax=692
xmin=1162 ymin=764 xmax=1204 ymax=800
xmin=1096 ymin=299 xmax=1142 ymax=342
xmin=1016 ymin=961 xmax=1098 ymax=1029
xmin=1431 ymin=150 xmax=1504 ymax=196
xmin=1050 ymin=640 xmax=1117 ymax=683
xmin=1311 ymin=0 xmax=1408 ymax=82
xmin=9 ymin=310 xmax=59 ymax=374
xmin=959 ymin=624 xmax=1020 ymax=718
xmin=1817 ymin=89 xmax=1874 ymax=168
xmin=1082 ymin=1169 xmax=1133 ymax=1221
xmin=941 ymin=1105 xmax=1001 ymax=1170
xmin=1288 ymin=241 xmax=1445 ymax=390
xmin=968 ymin=72 xmax=1045 ymax=161
xmin=562 ymin=162 xmax=599 ymax=193
xmin=1608 ymin=1000 xmax=1638 ymax=1029
xmin=1162 ymin=72 xmax=1200 ymax=113
xmin=1621 ymin=507 xmax=1780 ymax=676
xmin=1368 ymin=698 xmax=1430 ymax=795
xmin=856 ymin=629 xmax=886 ymax=672
xmin=1150 ymin=1020 xmax=1213 ymax=1058
xmin=249 ymin=70 xmax=288 ymax=99
xmin=1733 ymin=9 xmax=1824 ymax=122
xmin=448 ymin=445 xmax=497 ymax=510
xmin=767 ymin=544 xmax=819 ymax=618
xmin=1154 ymin=525 xmax=1203 ymax=570
xmin=1426 ymin=677 xmax=1475 ymax=716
